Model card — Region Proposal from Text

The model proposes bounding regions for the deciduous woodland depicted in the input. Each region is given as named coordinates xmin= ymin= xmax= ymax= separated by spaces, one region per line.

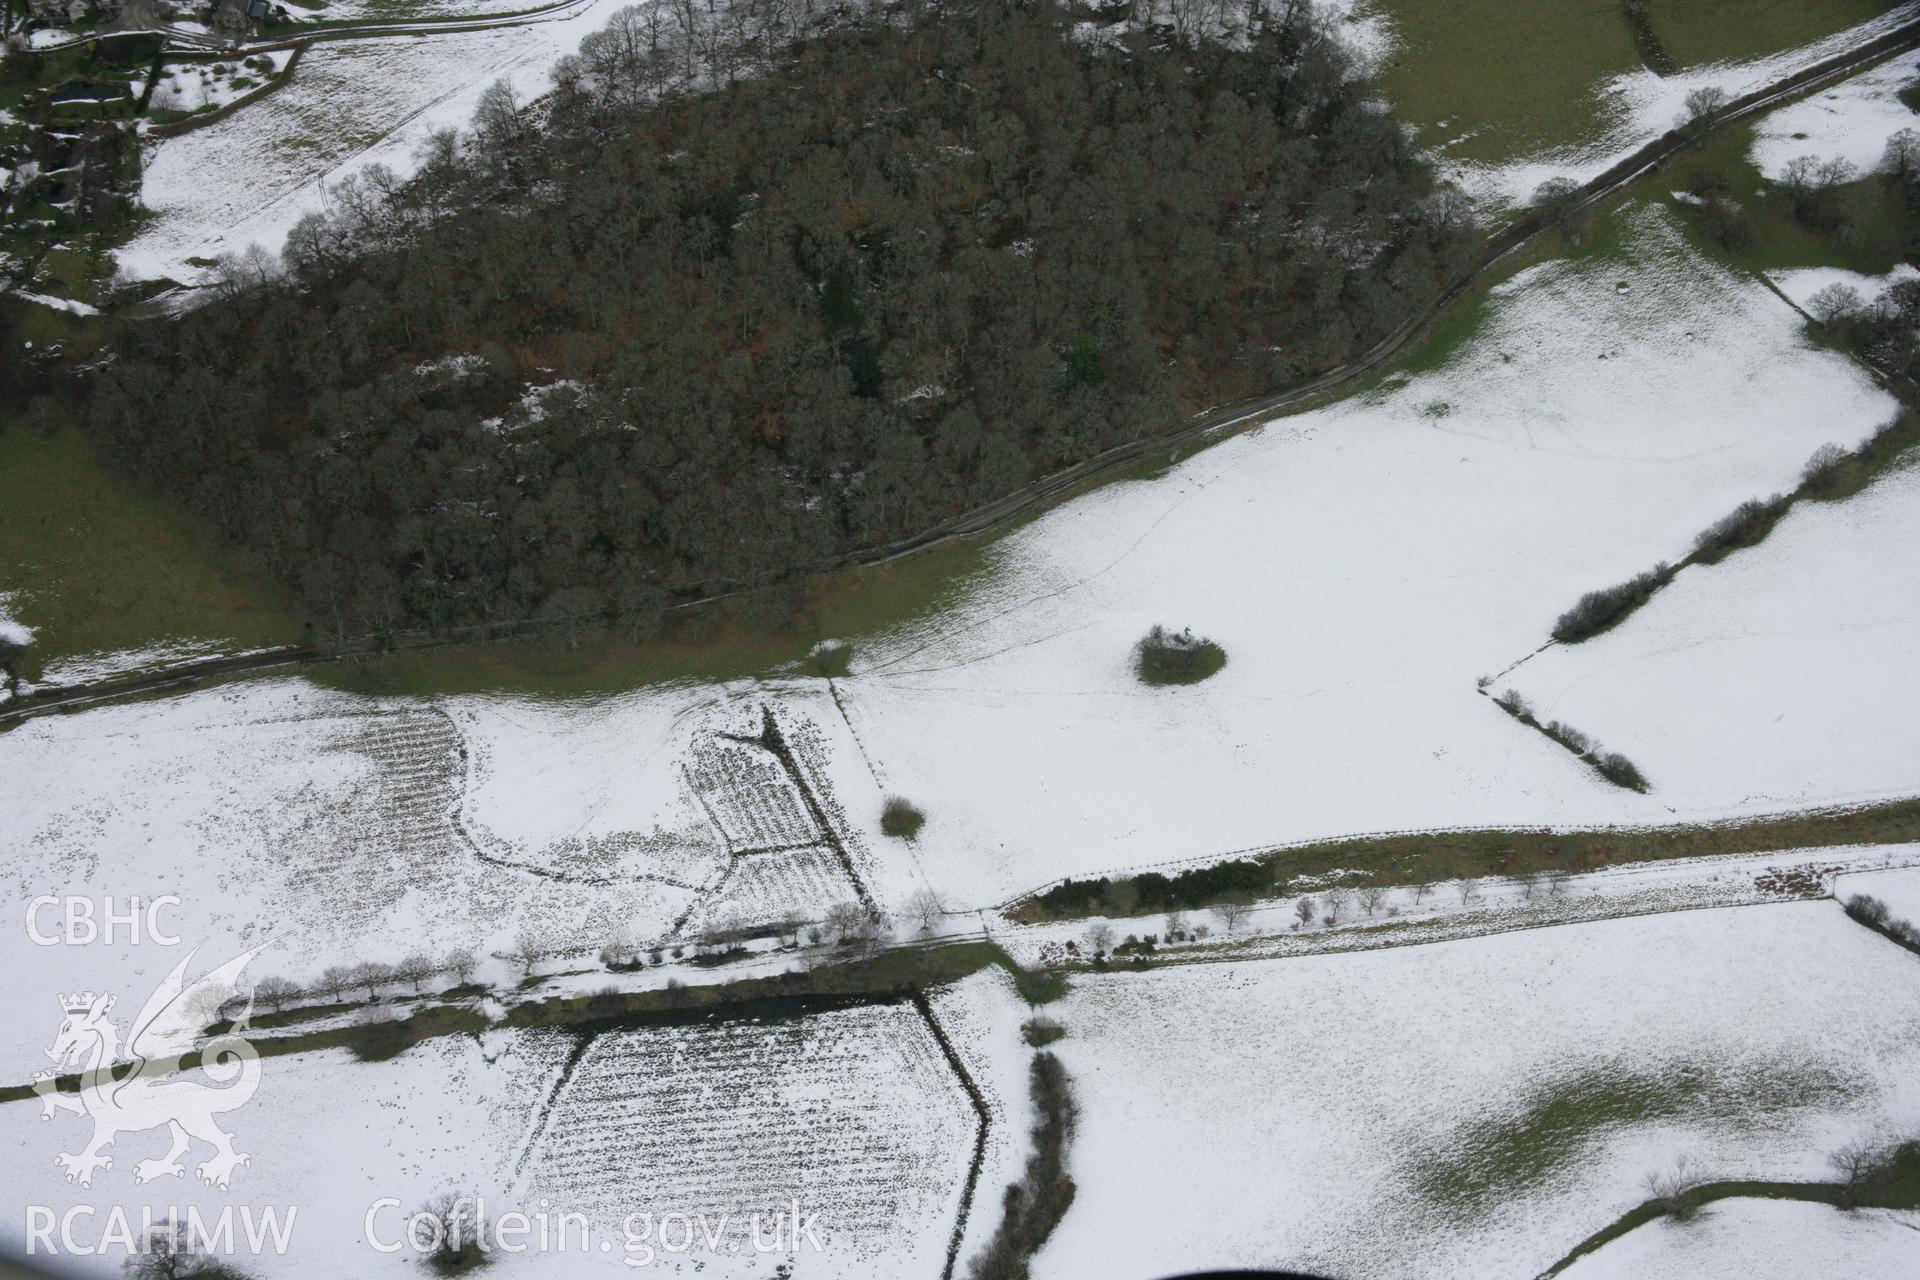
xmin=86 ymin=0 xmax=1470 ymax=638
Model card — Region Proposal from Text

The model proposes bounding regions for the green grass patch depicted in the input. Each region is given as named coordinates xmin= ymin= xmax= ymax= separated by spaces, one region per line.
xmin=1369 ymin=0 xmax=1910 ymax=172
xmin=1647 ymin=0 xmax=1906 ymax=68
xmin=1543 ymin=1145 xmax=1920 ymax=1276
xmin=810 ymin=638 xmax=853 ymax=676
xmin=344 ymin=1005 xmax=489 ymax=1062
xmin=308 ymin=625 xmax=813 ymax=701
xmin=1021 ymin=1015 xmax=1066 ymax=1047
xmin=1665 ymin=112 xmax=1920 ymax=276
xmin=1011 ymin=794 xmax=1920 ymax=922
xmin=504 ymin=941 xmax=1003 ymax=1030
xmin=1409 ymin=1057 xmax=1862 ymax=1218
xmin=1360 ymin=199 xmax=1649 ymax=396
xmin=1802 ymin=417 xmax=1920 ymax=502
xmin=0 ymin=422 xmax=302 ymax=682
xmin=309 ymin=522 xmax=1000 ymax=699
xmin=1367 ymin=0 xmax=1641 ymax=167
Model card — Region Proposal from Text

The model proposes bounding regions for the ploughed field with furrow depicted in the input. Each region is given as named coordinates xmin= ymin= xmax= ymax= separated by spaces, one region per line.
xmin=280 ymin=707 xmax=466 ymax=907
xmin=690 ymin=739 xmax=821 ymax=850
xmin=525 ymin=1004 xmax=975 ymax=1255
xmin=688 ymin=845 xmax=862 ymax=935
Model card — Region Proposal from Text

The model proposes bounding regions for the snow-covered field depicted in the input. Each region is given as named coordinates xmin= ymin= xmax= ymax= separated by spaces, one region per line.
xmin=824 ymin=203 xmax=1898 ymax=906
xmin=1034 ymin=902 xmax=1920 ymax=1280
xmin=24 ymin=638 xmax=274 ymax=691
xmin=117 ymin=12 xmax=623 ymax=283
xmin=1750 ymin=52 xmax=1920 ymax=180
xmin=0 ymin=675 xmax=933 ymax=1083
xmin=1446 ymin=5 xmax=1920 ymax=208
xmin=0 ymin=1031 xmax=569 ymax=1278
xmin=0 ymin=683 xmax=695 ymax=1083
xmin=117 ymin=0 xmax=1904 ymax=283
xmin=1560 ymin=1198 xmax=1920 ymax=1279
xmin=1515 ymin=456 xmax=1920 ymax=815
xmin=521 ymin=1001 xmax=976 ymax=1276
xmin=1768 ymin=262 xmax=1920 ymax=313
xmin=1836 ymin=865 xmax=1920 ymax=923
xmin=10 ymin=203 xmax=1907 ymax=1064
xmin=13 ymin=6 xmax=1917 ymax=1278
xmin=149 ymin=51 xmax=297 ymax=116
xmin=0 ymin=973 xmax=1012 ymax=1277
xmin=300 ymin=0 xmax=556 ymax=23
xmin=928 ymin=968 xmax=1036 ymax=1271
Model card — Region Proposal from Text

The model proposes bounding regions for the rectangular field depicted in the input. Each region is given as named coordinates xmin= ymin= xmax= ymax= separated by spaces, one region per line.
xmin=1034 ymin=901 xmax=1920 ymax=1280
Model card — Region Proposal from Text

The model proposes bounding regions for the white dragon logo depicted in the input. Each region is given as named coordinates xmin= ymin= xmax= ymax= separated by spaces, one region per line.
xmin=34 ymin=944 xmax=269 ymax=1190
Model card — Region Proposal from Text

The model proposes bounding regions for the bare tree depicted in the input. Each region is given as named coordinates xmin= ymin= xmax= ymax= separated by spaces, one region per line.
xmin=1807 ymin=282 xmax=1865 ymax=327
xmin=1423 ymin=182 xmax=1476 ymax=238
xmin=1679 ymin=85 xmax=1728 ymax=128
xmin=904 ymin=887 xmax=944 ymax=933
xmin=445 ymin=947 xmax=478 ymax=984
xmin=506 ymin=927 xmax=543 ymax=979
xmin=395 ymin=952 xmax=437 ymax=992
xmin=601 ymin=923 xmax=640 ymax=969
xmin=182 ymin=985 xmax=234 ymax=1030
xmin=316 ymin=966 xmax=355 ymax=1000
xmin=472 ymin=78 xmax=529 ymax=157
xmin=1780 ymin=154 xmax=1824 ymax=197
xmin=254 ymin=975 xmax=300 ymax=1011
xmin=1409 ymin=876 xmax=1434 ymax=905
xmin=1085 ymin=922 xmax=1115 ymax=957
xmin=1817 ymin=156 xmax=1859 ymax=188
xmin=414 ymin=1192 xmax=485 ymax=1273
xmin=1211 ymin=892 xmax=1254 ymax=933
xmin=1357 ymin=884 xmax=1387 ymax=917
xmin=1457 ymin=879 xmax=1483 ymax=906
xmin=825 ymin=901 xmax=868 ymax=943
xmin=1164 ymin=909 xmax=1189 ymax=941
xmin=1803 ymin=442 xmax=1852 ymax=491
xmin=1531 ymin=176 xmax=1582 ymax=226
xmin=349 ymin=961 xmax=395 ymax=1000
xmin=1829 ymin=1138 xmax=1891 ymax=1209
xmin=127 ymin=1216 xmax=226 ymax=1280
xmin=1325 ymin=885 xmax=1351 ymax=922
xmin=1293 ymin=896 xmax=1316 ymax=928
xmin=1495 ymin=687 xmax=1532 ymax=718
xmin=855 ymin=909 xmax=894 ymax=958
xmin=1883 ymin=128 xmax=1920 ymax=183
xmin=1644 ymin=1155 xmax=1713 ymax=1222
xmin=1779 ymin=154 xmax=1857 ymax=226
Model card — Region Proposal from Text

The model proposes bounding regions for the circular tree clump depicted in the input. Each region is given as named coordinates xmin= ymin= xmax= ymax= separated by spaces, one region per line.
xmin=1134 ymin=624 xmax=1226 ymax=685
xmin=881 ymin=795 xmax=926 ymax=839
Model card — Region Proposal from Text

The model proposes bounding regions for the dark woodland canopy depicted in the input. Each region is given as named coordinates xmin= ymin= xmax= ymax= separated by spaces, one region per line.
xmin=86 ymin=0 xmax=1472 ymax=637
